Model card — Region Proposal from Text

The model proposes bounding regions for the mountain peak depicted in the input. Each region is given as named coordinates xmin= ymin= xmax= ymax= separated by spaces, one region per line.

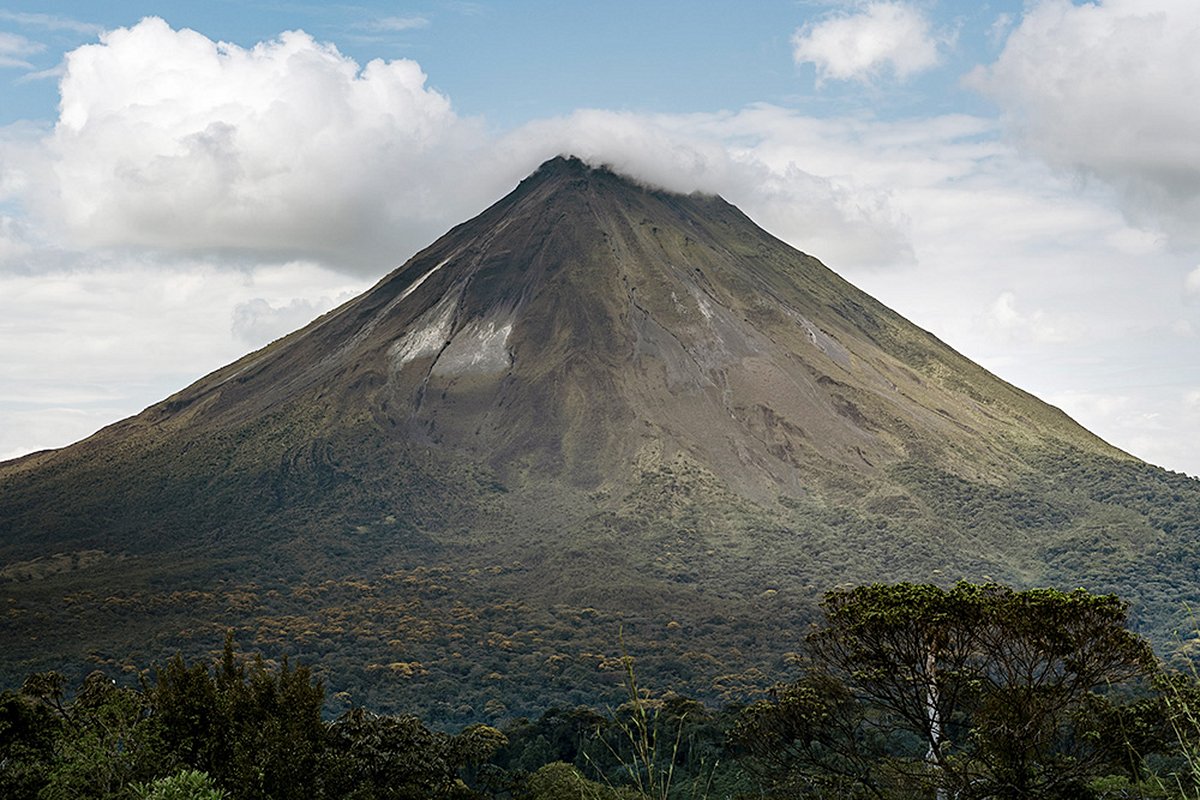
xmin=104 ymin=152 xmax=1122 ymax=495
xmin=512 ymin=154 xmax=683 ymax=206
xmin=2 ymin=157 xmax=1173 ymax=726
xmin=532 ymin=153 xmax=592 ymax=177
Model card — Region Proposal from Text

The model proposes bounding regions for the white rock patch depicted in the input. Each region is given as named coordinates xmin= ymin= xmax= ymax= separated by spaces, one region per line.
xmin=799 ymin=316 xmax=851 ymax=369
xmin=397 ymin=257 xmax=452 ymax=304
xmin=388 ymin=291 xmax=458 ymax=370
xmin=432 ymin=318 xmax=514 ymax=376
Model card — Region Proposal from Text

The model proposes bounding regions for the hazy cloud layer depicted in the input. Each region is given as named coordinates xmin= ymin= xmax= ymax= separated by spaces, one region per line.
xmin=365 ymin=16 xmax=430 ymax=32
xmin=1187 ymin=266 xmax=1200 ymax=295
xmin=0 ymin=258 xmax=368 ymax=459
xmin=968 ymin=0 xmax=1200 ymax=247
xmin=791 ymin=2 xmax=943 ymax=83
xmin=232 ymin=293 xmax=356 ymax=346
xmin=988 ymin=291 xmax=1085 ymax=345
xmin=0 ymin=10 xmax=103 ymax=35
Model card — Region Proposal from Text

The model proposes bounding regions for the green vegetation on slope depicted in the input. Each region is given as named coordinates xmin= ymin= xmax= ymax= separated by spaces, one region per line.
xmin=3 ymin=429 xmax=1199 ymax=726
xmin=6 ymin=582 xmax=1200 ymax=800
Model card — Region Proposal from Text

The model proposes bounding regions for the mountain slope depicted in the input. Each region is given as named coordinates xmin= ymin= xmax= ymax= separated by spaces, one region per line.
xmin=2 ymin=156 xmax=1195 ymax=723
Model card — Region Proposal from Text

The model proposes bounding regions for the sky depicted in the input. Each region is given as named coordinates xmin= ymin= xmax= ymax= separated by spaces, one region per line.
xmin=1 ymin=1 xmax=1199 ymax=477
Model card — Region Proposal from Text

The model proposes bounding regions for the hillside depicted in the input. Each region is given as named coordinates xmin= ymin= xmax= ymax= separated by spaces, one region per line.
xmin=2 ymin=156 xmax=1197 ymax=724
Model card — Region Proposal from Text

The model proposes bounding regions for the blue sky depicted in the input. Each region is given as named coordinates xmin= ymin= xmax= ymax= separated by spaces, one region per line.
xmin=0 ymin=1 xmax=1020 ymax=125
xmin=2 ymin=1 xmax=1200 ymax=476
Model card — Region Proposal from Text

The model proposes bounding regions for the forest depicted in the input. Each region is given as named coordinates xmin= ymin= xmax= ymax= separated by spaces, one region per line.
xmin=4 ymin=581 xmax=1200 ymax=800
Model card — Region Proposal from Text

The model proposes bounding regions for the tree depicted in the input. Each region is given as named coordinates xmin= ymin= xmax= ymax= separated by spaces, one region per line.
xmin=149 ymin=634 xmax=326 ymax=800
xmin=320 ymin=707 xmax=506 ymax=799
xmin=736 ymin=582 xmax=1158 ymax=799
xmin=0 ymin=683 xmax=62 ymax=798
xmin=132 ymin=769 xmax=228 ymax=800
xmin=29 ymin=671 xmax=163 ymax=800
xmin=519 ymin=762 xmax=646 ymax=800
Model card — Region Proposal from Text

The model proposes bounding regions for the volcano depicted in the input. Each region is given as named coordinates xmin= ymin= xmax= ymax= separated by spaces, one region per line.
xmin=2 ymin=156 xmax=1197 ymax=722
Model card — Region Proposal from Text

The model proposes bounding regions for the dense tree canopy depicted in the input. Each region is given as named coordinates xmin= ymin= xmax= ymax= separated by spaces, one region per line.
xmin=736 ymin=582 xmax=1161 ymax=799
xmin=3 ymin=583 xmax=1200 ymax=800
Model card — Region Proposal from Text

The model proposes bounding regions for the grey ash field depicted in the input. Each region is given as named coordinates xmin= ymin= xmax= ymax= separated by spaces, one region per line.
xmin=2 ymin=156 xmax=1198 ymax=724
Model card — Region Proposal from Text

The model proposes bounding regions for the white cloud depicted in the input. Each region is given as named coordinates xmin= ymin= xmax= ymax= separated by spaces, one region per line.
xmin=26 ymin=17 xmax=488 ymax=274
xmin=1049 ymin=390 xmax=1132 ymax=425
xmin=0 ymin=257 xmax=368 ymax=458
xmin=5 ymin=15 xmax=1200 ymax=477
xmin=791 ymin=2 xmax=943 ymax=84
xmin=502 ymin=108 xmax=916 ymax=270
xmin=0 ymin=31 xmax=43 ymax=68
xmin=0 ymin=10 xmax=103 ymax=35
xmin=10 ymin=15 xmax=924 ymax=277
xmin=367 ymin=16 xmax=430 ymax=32
xmin=968 ymin=0 xmax=1200 ymax=247
xmin=1049 ymin=386 xmax=1200 ymax=475
xmin=987 ymin=13 xmax=1014 ymax=47
xmin=0 ymin=215 xmax=34 ymax=266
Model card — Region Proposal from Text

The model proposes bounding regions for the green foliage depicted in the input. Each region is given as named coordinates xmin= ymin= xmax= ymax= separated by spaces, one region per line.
xmin=1153 ymin=665 xmax=1200 ymax=797
xmin=582 ymin=650 xmax=721 ymax=800
xmin=737 ymin=582 xmax=1160 ymax=799
xmin=519 ymin=762 xmax=645 ymax=800
xmin=0 ymin=684 xmax=61 ymax=798
xmin=7 ymin=152 xmax=1200 ymax=732
xmin=35 ymin=671 xmax=164 ymax=800
xmin=132 ymin=769 xmax=228 ymax=800
xmin=10 ymin=583 xmax=1200 ymax=799
xmin=320 ymin=708 xmax=504 ymax=799
xmin=150 ymin=634 xmax=326 ymax=800
xmin=733 ymin=672 xmax=889 ymax=798
xmin=7 ymin=446 xmax=1200 ymax=729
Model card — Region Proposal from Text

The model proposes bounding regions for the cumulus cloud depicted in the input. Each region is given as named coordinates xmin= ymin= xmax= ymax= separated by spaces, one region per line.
xmin=3 ymin=14 xmax=1200 ymax=476
xmin=0 ymin=216 xmax=34 ymax=266
xmin=28 ymin=17 xmax=491 ymax=273
xmin=968 ymin=0 xmax=1200 ymax=246
xmin=791 ymin=2 xmax=943 ymax=84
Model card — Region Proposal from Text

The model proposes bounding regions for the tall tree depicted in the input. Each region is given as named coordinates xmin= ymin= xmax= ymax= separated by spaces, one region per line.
xmin=737 ymin=582 xmax=1157 ymax=799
